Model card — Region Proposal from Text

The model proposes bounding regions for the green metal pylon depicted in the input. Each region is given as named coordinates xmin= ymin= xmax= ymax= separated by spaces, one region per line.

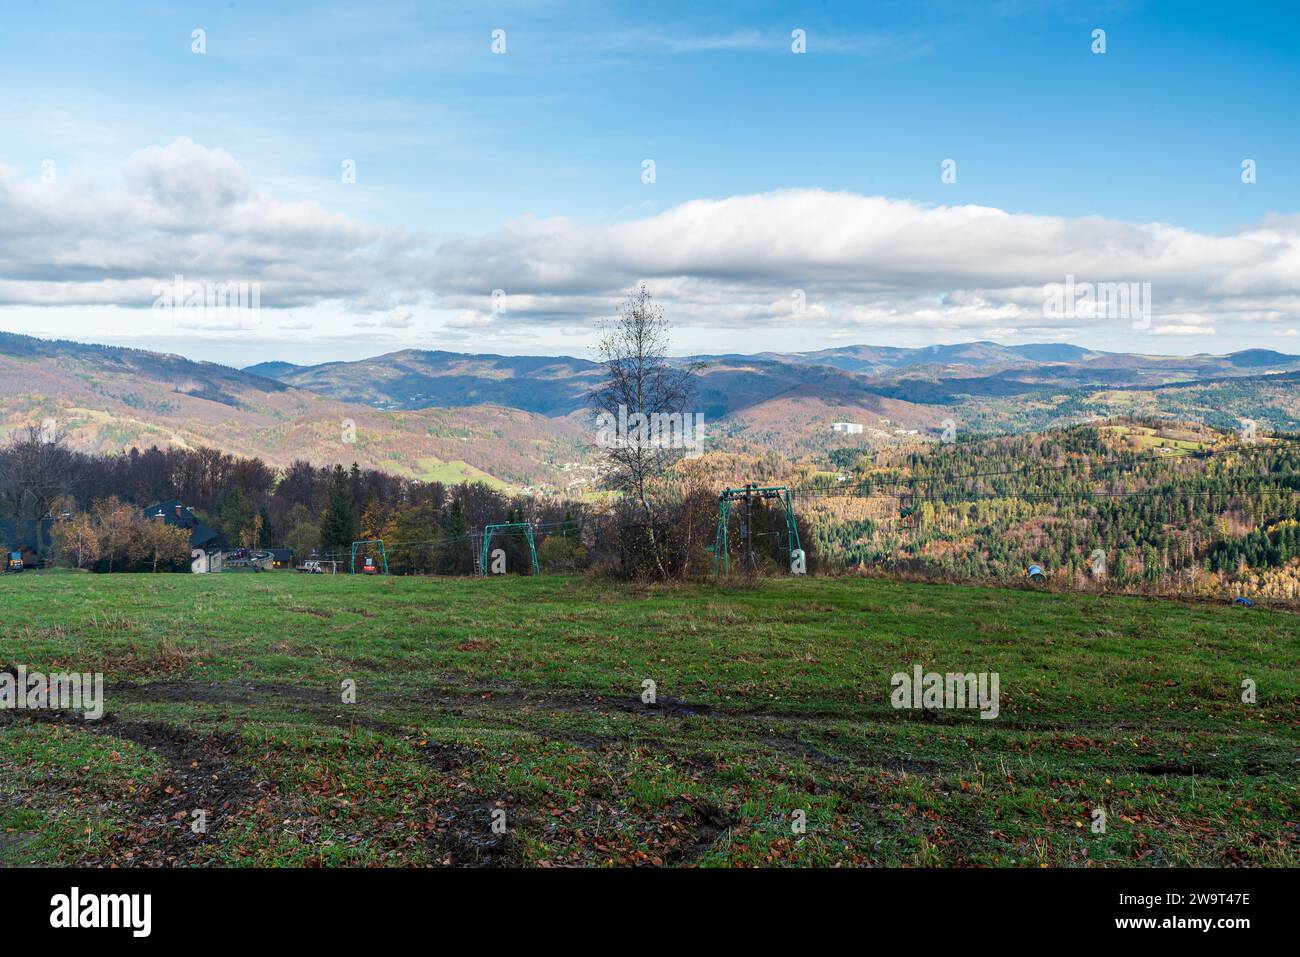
xmin=480 ymin=522 xmax=539 ymax=575
xmin=712 ymin=484 xmax=801 ymax=576
xmin=349 ymin=539 xmax=389 ymax=574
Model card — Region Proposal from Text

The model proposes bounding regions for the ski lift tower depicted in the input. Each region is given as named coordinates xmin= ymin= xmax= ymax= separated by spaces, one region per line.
xmin=479 ymin=522 xmax=539 ymax=576
xmin=712 ymin=484 xmax=802 ymax=576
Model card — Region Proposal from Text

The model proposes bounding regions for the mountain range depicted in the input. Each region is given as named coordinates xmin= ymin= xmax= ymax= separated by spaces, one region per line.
xmin=248 ymin=341 xmax=1300 ymax=413
xmin=4 ymin=330 xmax=1300 ymax=492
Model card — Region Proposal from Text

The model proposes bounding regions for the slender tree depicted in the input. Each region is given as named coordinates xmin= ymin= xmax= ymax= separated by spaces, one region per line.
xmin=589 ymin=284 xmax=698 ymax=578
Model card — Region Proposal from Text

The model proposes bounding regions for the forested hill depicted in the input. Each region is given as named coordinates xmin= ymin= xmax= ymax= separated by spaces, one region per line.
xmin=805 ymin=422 xmax=1300 ymax=599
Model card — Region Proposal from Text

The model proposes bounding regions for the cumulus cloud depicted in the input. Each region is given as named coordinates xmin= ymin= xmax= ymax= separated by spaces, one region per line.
xmin=428 ymin=191 xmax=1300 ymax=341
xmin=2 ymin=143 xmax=1298 ymax=348
xmin=0 ymin=137 xmax=425 ymax=311
xmin=124 ymin=139 xmax=255 ymax=209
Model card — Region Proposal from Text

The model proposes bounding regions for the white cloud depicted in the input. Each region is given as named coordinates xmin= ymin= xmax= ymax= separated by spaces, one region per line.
xmin=1151 ymin=324 xmax=1217 ymax=336
xmin=2 ymin=144 xmax=1299 ymax=352
xmin=427 ymin=191 xmax=1300 ymax=342
xmin=0 ymin=137 xmax=425 ymax=311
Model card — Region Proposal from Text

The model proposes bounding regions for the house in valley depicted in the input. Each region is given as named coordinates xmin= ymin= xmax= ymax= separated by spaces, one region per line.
xmin=142 ymin=500 xmax=221 ymax=551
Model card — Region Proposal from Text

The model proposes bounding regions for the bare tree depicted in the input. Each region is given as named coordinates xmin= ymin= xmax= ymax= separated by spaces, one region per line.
xmin=0 ymin=425 xmax=80 ymax=558
xmin=589 ymin=285 xmax=699 ymax=578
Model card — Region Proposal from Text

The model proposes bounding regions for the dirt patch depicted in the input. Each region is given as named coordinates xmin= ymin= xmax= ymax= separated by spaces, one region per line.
xmin=86 ymin=678 xmax=945 ymax=784
xmin=1132 ymin=762 xmax=1208 ymax=777
xmin=57 ymin=674 xmax=939 ymax=777
xmin=2 ymin=709 xmax=261 ymax=866
xmin=98 ymin=720 xmax=258 ymax=865
xmin=412 ymin=676 xmax=720 ymax=722
xmin=417 ymin=740 xmax=482 ymax=772
xmin=114 ymin=679 xmax=334 ymax=706
xmin=658 ymin=798 xmax=732 ymax=865
xmin=618 ymin=696 xmax=711 ymax=718
xmin=426 ymin=797 xmax=525 ymax=866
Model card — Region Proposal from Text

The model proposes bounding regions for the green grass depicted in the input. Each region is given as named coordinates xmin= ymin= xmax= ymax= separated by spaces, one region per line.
xmin=1 ymin=570 xmax=1296 ymax=867
xmin=407 ymin=456 xmax=507 ymax=488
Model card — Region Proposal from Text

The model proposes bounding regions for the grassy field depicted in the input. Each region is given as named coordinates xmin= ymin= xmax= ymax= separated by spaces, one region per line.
xmin=1 ymin=570 xmax=1296 ymax=867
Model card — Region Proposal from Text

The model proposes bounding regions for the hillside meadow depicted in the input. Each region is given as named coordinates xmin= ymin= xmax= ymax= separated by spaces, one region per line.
xmin=1 ymin=570 xmax=1295 ymax=867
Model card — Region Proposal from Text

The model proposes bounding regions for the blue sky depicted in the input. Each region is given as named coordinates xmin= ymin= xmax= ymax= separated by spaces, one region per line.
xmin=1 ymin=0 xmax=1298 ymax=363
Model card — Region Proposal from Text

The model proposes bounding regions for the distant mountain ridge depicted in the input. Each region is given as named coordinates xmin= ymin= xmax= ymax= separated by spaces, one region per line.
xmin=247 ymin=349 xmax=604 ymax=416
xmin=245 ymin=340 xmax=1300 ymax=415
xmin=0 ymin=332 xmax=587 ymax=489
xmin=4 ymin=330 xmax=1300 ymax=490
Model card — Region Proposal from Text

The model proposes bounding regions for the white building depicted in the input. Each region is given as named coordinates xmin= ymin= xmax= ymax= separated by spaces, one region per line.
xmin=831 ymin=422 xmax=864 ymax=434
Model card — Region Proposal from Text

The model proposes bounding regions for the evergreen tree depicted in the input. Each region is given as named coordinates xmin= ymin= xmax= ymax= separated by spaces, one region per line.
xmin=319 ymin=465 xmax=357 ymax=555
xmin=438 ymin=498 xmax=468 ymax=574
xmin=219 ymin=487 xmax=252 ymax=544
